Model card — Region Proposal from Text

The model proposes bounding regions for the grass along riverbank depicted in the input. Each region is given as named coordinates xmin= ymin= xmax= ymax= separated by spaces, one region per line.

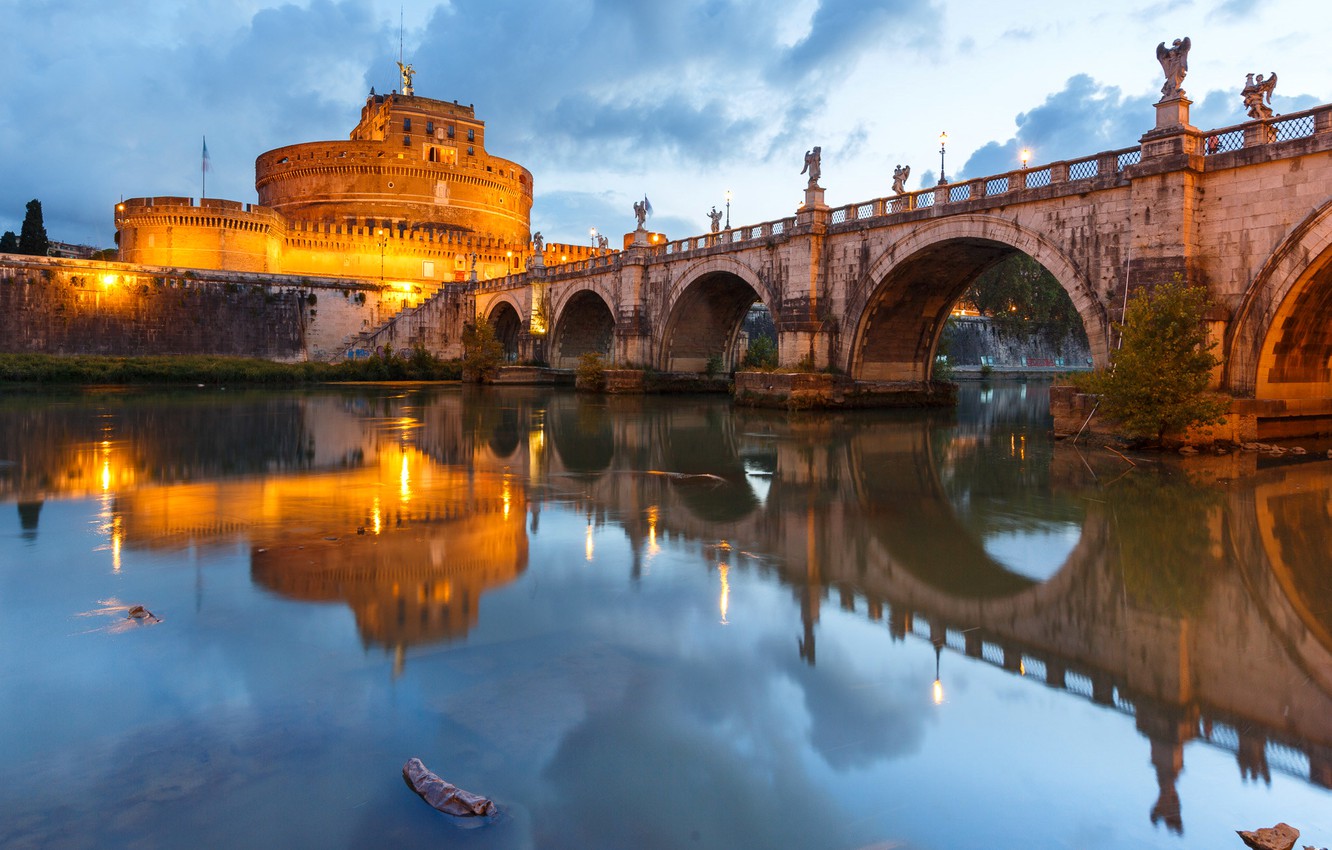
xmin=0 ymin=352 xmax=462 ymax=385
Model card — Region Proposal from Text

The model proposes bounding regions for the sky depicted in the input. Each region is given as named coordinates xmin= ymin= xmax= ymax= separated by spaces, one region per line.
xmin=1 ymin=0 xmax=1328 ymax=249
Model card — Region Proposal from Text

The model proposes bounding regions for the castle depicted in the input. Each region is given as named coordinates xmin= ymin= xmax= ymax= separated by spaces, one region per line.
xmin=115 ymin=79 xmax=543 ymax=289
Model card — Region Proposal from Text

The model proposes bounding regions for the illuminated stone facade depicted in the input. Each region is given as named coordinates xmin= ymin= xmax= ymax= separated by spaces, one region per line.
xmin=116 ymin=91 xmax=533 ymax=286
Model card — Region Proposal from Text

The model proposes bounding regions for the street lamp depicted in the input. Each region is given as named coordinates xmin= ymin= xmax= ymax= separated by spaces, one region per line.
xmin=1020 ymin=147 xmax=1031 ymax=169
xmin=724 ymin=189 xmax=732 ymax=230
xmin=590 ymin=227 xmax=598 ymax=254
xmin=938 ymin=131 xmax=948 ymax=184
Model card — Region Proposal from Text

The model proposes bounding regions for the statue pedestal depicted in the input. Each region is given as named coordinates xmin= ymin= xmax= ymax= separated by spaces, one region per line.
xmin=632 ymin=227 xmax=648 ymax=246
xmin=1155 ymin=96 xmax=1193 ymax=130
xmin=800 ymin=185 xmax=827 ymax=211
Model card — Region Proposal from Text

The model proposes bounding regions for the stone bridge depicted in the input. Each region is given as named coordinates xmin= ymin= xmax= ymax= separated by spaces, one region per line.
xmin=372 ymin=98 xmax=1332 ymax=426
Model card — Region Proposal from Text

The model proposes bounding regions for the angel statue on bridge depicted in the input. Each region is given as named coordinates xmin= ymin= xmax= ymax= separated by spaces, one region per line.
xmin=1156 ymin=37 xmax=1191 ymax=99
xmin=596 ymin=233 xmax=609 ymax=251
xmin=707 ymin=206 xmax=723 ymax=233
xmin=531 ymin=231 xmax=544 ymax=252
xmin=633 ymin=196 xmax=653 ymax=229
xmin=1242 ymin=72 xmax=1278 ymax=120
xmin=892 ymin=164 xmax=911 ymax=195
xmin=801 ymin=146 xmax=822 ymax=187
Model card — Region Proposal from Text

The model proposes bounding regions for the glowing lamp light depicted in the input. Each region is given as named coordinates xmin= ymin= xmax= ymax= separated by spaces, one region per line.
xmin=1020 ymin=148 xmax=1032 ymax=168
xmin=932 ymin=678 xmax=944 ymax=705
xmin=100 ymin=274 xmax=117 ymax=287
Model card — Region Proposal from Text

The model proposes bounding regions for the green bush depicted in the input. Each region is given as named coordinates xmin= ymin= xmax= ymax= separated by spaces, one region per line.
xmin=1081 ymin=278 xmax=1228 ymax=444
xmin=575 ymin=351 xmax=607 ymax=391
xmin=461 ymin=321 xmax=504 ymax=383
xmin=705 ymin=353 xmax=724 ymax=377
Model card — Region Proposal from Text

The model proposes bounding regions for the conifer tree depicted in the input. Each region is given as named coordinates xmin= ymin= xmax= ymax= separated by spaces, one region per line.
xmin=18 ymin=199 xmax=48 ymax=256
xmin=0 ymin=231 xmax=16 ymax=253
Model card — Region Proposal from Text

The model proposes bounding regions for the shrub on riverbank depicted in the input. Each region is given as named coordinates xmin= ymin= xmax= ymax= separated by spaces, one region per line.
xmin=0 ymin=351 xmax=462 ymax=385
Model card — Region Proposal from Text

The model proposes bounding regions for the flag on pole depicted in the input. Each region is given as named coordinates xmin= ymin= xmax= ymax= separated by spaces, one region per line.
xmin=643 ymin=195 xmax=653 ymax=218
xmin=202 ymin=137 xmax=211 ymax=172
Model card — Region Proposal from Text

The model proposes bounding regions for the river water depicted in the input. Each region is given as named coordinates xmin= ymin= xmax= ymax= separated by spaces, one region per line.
xmin=0 ymin=382 xmax=1328 ymax=849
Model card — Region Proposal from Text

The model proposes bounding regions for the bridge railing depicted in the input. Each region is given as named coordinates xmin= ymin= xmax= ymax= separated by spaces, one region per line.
xmin=658 ymin=214 xmax=798 ymax=256
xmin=1200 ymin=102 xmax=1331 ymax=155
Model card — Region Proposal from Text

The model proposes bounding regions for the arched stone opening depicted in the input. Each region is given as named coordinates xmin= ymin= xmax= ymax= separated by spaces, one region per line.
xmin=659 ymin=271 xmax=766 ymax=373
xmin=551 ymin=290 xmax=616 ymax=369
xmin=1228 ymin=198 xmax=1332 ymax=401
xmin=846 ymin=216 xmax=1105 ymax=382
xmin=487 ymin=301 xmax=522 ymax=362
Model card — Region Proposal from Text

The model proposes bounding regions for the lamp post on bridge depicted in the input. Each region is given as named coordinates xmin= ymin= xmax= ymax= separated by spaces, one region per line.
xmin=938 ymin=131 xmax=948 ymax=185
xmin=1020 ymin=147 xmax=1031 ymax=169
xmin=724 ymin=189 xmax=732 ymax=230
xmin=590 ymin=227 xmax=598 ymax=255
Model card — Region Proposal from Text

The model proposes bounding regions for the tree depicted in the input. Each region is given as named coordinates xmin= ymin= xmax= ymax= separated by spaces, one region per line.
xmin=0 ymin=231 xmax=16 ymax=253
xmin=1083 ymin=278 xmax=1228 ymax=444
xmin=18 ymin=199 xmax=49 ymax=256
xmin=461 ymin=320 xmax=504 ymax=382
xmin=960 ymin=254 xmax=1086 ymax=345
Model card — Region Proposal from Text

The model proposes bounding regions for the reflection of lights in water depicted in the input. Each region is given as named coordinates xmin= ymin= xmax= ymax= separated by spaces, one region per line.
xmin=502 ymin=478 xmax=511 ymax=519
xmin=528 ymin=422 xmax=545 ymax=477
xmin=933 ymin=678 xmax=945 ymax=705
xmin=980 ymin=388 xmax=993 ymax=404
xmin=372 ymin=497 xmax=383 ymax=535
xmin=719 ymin=563 xmax=730 ymax=624
xmin=111 ymin=516 xmax=123 ymax=572
xmin=585 ymin=522 xmax=595 ymax=561
xmin=647 ymin=505 xmax=660 ymax=555
xmin=399 ymin=451 xmax=411 ymax=503
xmin=101 ymin=459 xmax=111 ymax=492
xmin=1019 ymin=659 xmax=1026 ymax=676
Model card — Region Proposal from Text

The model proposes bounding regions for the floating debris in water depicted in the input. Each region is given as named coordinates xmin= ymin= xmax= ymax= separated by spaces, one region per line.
xmin=402 ymin=758 xmax=496 ymax=817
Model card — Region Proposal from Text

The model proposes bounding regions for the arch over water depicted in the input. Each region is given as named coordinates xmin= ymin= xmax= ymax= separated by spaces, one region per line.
xmin=551 ymin=288 xmax=616 ymax=368
xmin=486 ymin=300 xmax=523 ymax=362
xmin=1228 ymin=198 xmax=1332 ymax=398
xmin=659 ymin=257 xmax=777 ymax=372
xmin=845 ymin=216 xmax=1108 ymax=381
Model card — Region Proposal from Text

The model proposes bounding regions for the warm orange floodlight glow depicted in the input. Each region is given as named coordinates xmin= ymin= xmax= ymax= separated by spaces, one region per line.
xmin=932 ymin=678 xmax=944 ymax=705
xmin=1021 ymin=148 xmax=1032 ymax=168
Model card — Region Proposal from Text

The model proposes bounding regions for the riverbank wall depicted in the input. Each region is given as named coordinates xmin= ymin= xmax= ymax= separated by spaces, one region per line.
xmin=0 ymin=254 xmax=464 ymax=362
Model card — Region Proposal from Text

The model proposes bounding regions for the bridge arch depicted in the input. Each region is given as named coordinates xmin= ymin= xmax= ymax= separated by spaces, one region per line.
xmin=549 ymin=285 xmax=617 ymax=368
xmin=845 ymin=215 xmax=1108 ymax=381
xmin=1228 ymin=198 xmax=1332 ymax=398
xmin=484 ymin=298 xmax=524 ymax=362
xmin=658 ymin=256 xmax=778 ymax=372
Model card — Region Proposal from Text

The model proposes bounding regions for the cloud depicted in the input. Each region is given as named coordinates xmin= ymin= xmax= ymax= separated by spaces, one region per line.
xmin=1208 ymin=0 xmax=1256 ymax=21
xmin=956 ymin=75 xmax=1155 ymax=178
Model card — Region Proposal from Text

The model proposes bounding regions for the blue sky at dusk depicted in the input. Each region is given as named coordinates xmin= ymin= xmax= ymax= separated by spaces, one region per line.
xmin=0 ymin=0 xmax=1327 ymax=248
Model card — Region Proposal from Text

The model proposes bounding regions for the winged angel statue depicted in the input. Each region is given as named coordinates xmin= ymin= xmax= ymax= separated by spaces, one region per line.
xmin=1156 ymin=37 xmax=1191 ymax=98
xmin=1242 ymin=72 xmax=1278 ymax=120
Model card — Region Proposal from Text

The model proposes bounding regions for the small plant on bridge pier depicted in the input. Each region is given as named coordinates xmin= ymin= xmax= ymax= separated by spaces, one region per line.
xmin=1080 ymin=278 xmax=1228 ymax=445
xmin=461 ymin=320 xmax=504 ymax=383
xmin=575 ymin=352 xmax=607 ymax=391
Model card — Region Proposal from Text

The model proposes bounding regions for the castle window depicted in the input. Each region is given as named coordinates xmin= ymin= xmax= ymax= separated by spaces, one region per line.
xmin=426 ymin=121 xmax=433 ymax=134
xmin=467 ymin=128 xmax=475 ymax=142
xmin=467 ymin=146 xmax=474 ymax=156
xmin=403 ymin=118 xmax=412 ymax=132
xmin=403 ymin=135 xmax=411 ymax=146
xmin=447 ymin=125 xmax=454 ymax=139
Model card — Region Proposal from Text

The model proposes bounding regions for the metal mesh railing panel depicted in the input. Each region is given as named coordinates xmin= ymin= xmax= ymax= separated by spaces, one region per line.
xmin=948 ymin=184 xmax=971 ymax=203
xmin=1273 ymin=114 xmax=1316 ymax=142
xmin=1068 ymin=159 xmax=1098 ymax=180
xmin=1026 ymin=168 xmax=1052 ymax=188
xmin=1204 ymin=129 xmax=1244 ymax=155
xmin=986 ymin=176 xmax=1009 ymax=195
xmin=1117 ymin=150 xmax=1141 ymax=170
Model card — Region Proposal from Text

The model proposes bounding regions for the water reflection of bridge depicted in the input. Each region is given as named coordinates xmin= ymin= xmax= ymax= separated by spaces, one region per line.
xmin=522 ymin=391 xmax=1332 ymax=832
xmin=2 ymin=387 xmax=1329 ymax=830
